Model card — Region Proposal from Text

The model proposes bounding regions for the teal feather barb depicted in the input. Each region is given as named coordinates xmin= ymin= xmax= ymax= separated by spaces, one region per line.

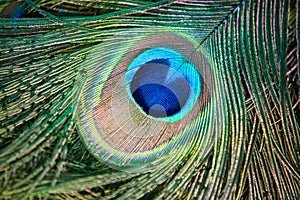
xmin=0 ymin=0 xmax=299 ymax=199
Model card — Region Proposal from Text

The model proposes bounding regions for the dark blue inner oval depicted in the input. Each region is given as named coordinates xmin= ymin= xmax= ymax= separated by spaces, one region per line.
xmin=130 ymin=59 xmax=190 ymax=118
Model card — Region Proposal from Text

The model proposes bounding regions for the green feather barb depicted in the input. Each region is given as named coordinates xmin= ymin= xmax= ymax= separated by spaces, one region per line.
xmin=0 ymin=0 xmax=299 ymax=199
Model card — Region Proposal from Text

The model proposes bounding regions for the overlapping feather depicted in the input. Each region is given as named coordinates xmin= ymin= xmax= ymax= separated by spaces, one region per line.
xmin=0 ymin=0 xmax=299 ymax=199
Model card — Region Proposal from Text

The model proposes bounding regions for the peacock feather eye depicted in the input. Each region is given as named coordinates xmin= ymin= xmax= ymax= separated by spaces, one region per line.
xmin=76 ymin=31 xmax=213 ymax=171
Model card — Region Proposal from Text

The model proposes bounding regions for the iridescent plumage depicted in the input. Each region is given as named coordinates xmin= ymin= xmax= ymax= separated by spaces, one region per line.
xmin=0 ymin=0 xmax=299 ymax=199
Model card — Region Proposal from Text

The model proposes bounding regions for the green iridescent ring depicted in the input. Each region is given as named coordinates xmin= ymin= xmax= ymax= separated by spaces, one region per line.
xmin=76 ymin=31 xmax=214 ymax=171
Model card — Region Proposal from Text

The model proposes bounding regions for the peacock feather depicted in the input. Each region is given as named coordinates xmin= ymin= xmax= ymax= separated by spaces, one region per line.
xmin=0 ymin=0 xmax=299 ymax=199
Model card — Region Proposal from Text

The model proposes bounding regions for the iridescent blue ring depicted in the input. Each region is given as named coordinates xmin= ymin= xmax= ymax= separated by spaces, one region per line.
xmin=125 ymin=47 xmax=202 ymax=123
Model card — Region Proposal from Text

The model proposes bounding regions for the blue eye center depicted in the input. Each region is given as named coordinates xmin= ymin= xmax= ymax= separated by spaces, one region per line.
xmin=130 ymin=61 xmax=190 ymax=118
xmin=125 ymin=47 xmax=202 ymax=122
